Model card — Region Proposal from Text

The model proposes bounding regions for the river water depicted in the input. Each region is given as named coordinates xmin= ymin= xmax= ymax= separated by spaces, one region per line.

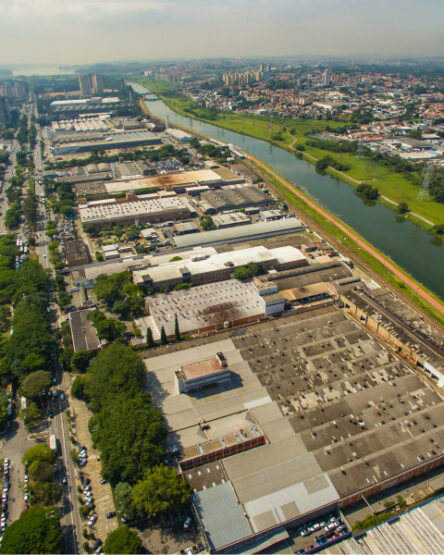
xmin=129 ymin=82 xmax=444 ymax=301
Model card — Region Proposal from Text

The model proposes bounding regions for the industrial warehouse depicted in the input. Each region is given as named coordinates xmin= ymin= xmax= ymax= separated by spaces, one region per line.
xmin=103 ymin=168 xmax=231 ymax=194
xmin=145 ymin=309 xmax=444 ymax=553
xmin=132 ymin=245 xmax=307 ymax=289
xmin=133 ymin=280 xmax=285 ymax=342
xmin=78 ymin=194 xmax=194 ymax=227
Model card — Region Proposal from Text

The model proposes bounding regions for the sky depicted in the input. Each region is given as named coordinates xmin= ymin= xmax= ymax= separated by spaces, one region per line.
xmin=0 ymin=0 xmax=443 ymax=66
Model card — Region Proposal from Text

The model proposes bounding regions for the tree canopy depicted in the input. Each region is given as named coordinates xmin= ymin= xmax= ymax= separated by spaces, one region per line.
xmin=114 ymin=482 xmax=137 ymax=521
xmin=132 ymin=465 xmax=191 ymax=516
xmin=103 ymin=526 xmax=141 ymax=555
xmin=89 ymin=392 xmax=167 ymax=485
xmin=84 ymin=342 xmax=146 ymax=412
xmin=0 ymin=507 xmax=63 ymax=554
xmin=19 ymin=370 xmax=52 ymax=402
xmin=22 ymin=443 xmax=56 ymax=467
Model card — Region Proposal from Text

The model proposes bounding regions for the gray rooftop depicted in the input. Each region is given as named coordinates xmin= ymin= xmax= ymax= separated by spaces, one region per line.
xmin=193 ymin=482 xmax=252 ymax=551
xmin=173 ymin=218 xmax=304 ymax=248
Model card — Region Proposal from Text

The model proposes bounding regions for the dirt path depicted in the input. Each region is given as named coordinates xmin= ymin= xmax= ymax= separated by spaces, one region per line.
xmin=246 ymin=152 xmax=444 ymax=315
xmin=291 ymin=145 xmax=435 ymax=227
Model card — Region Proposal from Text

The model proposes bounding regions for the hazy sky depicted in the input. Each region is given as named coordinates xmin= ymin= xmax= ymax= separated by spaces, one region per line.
xmin=0 ymin=0 xmax=443 ymax=66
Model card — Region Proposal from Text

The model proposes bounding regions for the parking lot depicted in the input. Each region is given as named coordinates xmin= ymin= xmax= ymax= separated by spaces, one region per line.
xmin=0 ymin=414 xmax=38 ymax=535
xmin=69 ymin=391 xmax=117 ymax=545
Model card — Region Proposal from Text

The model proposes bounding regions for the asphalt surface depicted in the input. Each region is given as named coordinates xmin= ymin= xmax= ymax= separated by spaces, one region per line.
xmin=1 ymin=115 xmax=81 ymax=553
xmin=33 ymin=124 xmax=82 ymax=553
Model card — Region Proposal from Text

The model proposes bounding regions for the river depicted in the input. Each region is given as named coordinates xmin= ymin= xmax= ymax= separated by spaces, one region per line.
xmin=129 ymin=82 xmax=444 ymax=301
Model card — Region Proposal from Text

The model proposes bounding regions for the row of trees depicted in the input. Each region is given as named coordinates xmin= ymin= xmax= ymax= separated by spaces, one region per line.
xmin=72 ymin=342 xmax=190 ymax=529
xmin=316 ymin=155 xmax=350 ymax=173
xmin=0 ymin=238 xmax=54 ymax=428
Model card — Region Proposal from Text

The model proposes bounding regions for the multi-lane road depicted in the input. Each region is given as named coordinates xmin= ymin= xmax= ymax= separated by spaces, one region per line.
xmin=1 ymin=114 xmax=81 ymax=553
xmin=33 ymin=123 xmax=82 ymax=553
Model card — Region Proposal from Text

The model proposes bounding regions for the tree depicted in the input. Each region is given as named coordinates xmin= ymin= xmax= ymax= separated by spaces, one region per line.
xmin=19 ymin=370 xmax=51 ymax=402
xmin=397 ymin=202 xmax=409 ymax=214
xmin=94 ymin=317 xmax=126 ymax=342
xmin=114 ymin=482 xmax=137 ymax=521
xmin=85 ymin=342 xmax=146 ymax=413
xmin=28 ymin=460 xmax=54 ymax=482
xmin=71 ymin=350 xmax=95 ymax=373
xmin=0 ymin=506 xmax=64 ymax=554
xmin=200 ymin=215 xmax=215 ymax=231
xmin=174 ymin=314 xmax=181 ymax=342
xmin=103 ymin=526 xmax=141 ymax=555
xmin=72 ymin=375 xmax=88 ymax=400
xmin=22 ymin=443 xmax=56 ymax=467
xmin=133 ymin=465 xmax=191 ymax=516
xmin=94 ymin=272 xmax=131 ymax=307
xmin=408 ymin=129 xmax=422 ymax=139
xmin=89 ymin=392 xmax=167 ymax=485
xmin=20 ymin=402 xmax=44 ymax=430
xmin=29 ymin=481 xmax=61 ymax=506
xmin=146 ymin=327 xmax=155 ymax=348
xmin=232 ymin=262 xmax=260 ymax=280
xmin=160 ymin=326 xmax=168 ymax=345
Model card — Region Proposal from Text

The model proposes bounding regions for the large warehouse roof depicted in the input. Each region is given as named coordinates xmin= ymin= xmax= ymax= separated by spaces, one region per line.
xmin=79 ymin=196 xmax=191 ymax=225
xmin=104 ymin=169 xmax=223 ymax=194
xmin=173 ymin=218 xmax=304 ymax=248
xmin=144 ymin=308 xmax=444 ymax=553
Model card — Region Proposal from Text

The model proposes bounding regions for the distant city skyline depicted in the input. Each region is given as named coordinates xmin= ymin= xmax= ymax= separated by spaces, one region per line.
xmin=0 ymin=0 xmax=443 ymax=66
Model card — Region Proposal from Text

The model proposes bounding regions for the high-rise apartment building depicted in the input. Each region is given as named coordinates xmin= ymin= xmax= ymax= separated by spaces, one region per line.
xmin=78 ymin=74 xmax=92 ymax=95
xmin=0 ymin=96 xmax=10 ymax=125
xmin=91 ymin=74 xmax=103 ymax=94
xmin=323 ymin=69 xmax=331 ymax=86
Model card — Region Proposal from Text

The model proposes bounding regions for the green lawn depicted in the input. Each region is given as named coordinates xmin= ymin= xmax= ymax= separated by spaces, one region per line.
xmin=135 ymin=77 xmax=444 ymax=227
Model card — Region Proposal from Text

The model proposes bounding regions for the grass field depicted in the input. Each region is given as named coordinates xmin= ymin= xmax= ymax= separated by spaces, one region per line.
xmin=244 ymin=158 xmax=444 ymax=326
xmin=136 ymin=77 xmax=444 ymax=229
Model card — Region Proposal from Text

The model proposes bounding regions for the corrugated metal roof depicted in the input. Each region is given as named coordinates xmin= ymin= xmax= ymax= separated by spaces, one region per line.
xmin=173 ymin=218 xmax=304 ymax=248
xmin=193 ymin=482 xmax=252 ymax=550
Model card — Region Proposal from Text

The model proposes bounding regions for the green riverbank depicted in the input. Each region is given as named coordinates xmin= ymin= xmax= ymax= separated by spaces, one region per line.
xmin=135 ymin=77 xmax=444 ymax=233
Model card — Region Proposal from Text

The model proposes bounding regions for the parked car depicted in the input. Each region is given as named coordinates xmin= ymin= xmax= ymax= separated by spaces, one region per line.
xmin=183 ymin=517 xmax=192 ymax=529
xmin=92 ymin=539 xmax=102 ymax=550
xmin=106 ymin=512 xmax=116 ymax=519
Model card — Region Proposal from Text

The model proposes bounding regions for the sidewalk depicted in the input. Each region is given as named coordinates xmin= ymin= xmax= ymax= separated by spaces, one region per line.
xmin=69 ymin=389 xmax=118 ymax=545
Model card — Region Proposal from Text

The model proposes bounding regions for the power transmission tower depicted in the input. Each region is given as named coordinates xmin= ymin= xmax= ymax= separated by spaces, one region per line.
xmin=355 ymin=138 xmax=364 ymax=159
xmin=418 ymin=163 xmax=433 ymax=200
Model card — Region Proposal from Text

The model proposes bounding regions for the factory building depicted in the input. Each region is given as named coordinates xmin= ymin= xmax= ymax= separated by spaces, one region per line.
xmin=213 ymin=212 xmax=251 ymax=228
xmin=103 ymin=168 xmax=226 ymax=195
xmin=132 ymin=245 xmax=307 ymax=289
xmin=172 ymin=218 xmax=305 ymax=249
xmin=79 ymin=194 xmax=193 ymax=228
xmin=134 ymin=280 xmax=285 ymax=342
xmin=63 ymin=239 xmax=90 ymax=267
xmin=145 ymin=311 xmax=444 ymax=553
xmin=201 ymin=185 xmax=270 ymax=212
xmin=52 ymin=130 xmax=161 ymax=155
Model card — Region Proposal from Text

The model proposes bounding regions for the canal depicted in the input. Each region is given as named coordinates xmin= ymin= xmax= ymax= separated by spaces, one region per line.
xmin=129 ymin=82 xmax=444 ymax=301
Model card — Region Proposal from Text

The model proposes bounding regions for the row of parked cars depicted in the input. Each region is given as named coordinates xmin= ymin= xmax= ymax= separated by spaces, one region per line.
xmin=295 ymin=514 xmax=348 ymax=554
xmin=1 ymin=459 xmax=10 ymax=537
